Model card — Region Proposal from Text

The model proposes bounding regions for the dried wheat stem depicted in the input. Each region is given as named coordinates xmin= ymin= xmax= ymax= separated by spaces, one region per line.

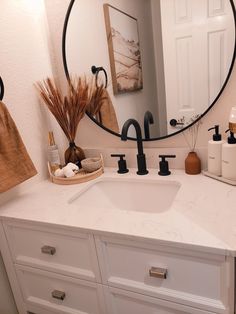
xmin=35 ymin=76 xmax=107 ymax=144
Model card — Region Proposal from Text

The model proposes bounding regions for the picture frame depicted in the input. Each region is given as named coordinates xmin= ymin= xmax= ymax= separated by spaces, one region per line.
xmin=103 ymin=4 xmax=143 ymax=94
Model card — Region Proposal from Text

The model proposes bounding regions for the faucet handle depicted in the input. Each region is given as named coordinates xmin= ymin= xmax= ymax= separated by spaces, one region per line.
xmin=111 ymin=154 xmax=129 ymax=174
xmin=158 ymin=155 xmax=176 ymax=176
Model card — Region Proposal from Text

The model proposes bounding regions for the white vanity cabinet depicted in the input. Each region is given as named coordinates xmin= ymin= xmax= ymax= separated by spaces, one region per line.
xmin=0 ymin=220 xmax=234 ymax=314
xmin=0 ymin=221 xmax=106 ymax=314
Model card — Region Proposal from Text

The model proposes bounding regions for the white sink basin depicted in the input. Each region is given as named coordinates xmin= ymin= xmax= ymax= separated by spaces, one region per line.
xmin=69 ymin=178 xmax=180 ymax=213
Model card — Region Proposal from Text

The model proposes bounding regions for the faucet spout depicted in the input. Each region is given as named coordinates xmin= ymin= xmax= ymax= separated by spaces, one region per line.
xmin=121 ymin=119 xmax=143 ymax=155
xmin=121 ymin=119 xmax=148 ymax=175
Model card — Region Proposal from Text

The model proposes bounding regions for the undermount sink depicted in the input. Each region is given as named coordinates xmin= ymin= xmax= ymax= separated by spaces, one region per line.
xmin=69 ymin=178 xmax=181 ymax=213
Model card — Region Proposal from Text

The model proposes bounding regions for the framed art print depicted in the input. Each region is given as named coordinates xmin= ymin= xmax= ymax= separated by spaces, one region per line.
xmin=104 ymin=4 xmax=143 ymax=94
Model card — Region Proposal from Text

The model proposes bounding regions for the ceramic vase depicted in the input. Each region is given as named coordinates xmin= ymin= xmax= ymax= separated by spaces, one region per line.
xmin=64 ymin=142 xmax=85 ymax=168
xmin=185 ymin=151 xmax=201 ymax=175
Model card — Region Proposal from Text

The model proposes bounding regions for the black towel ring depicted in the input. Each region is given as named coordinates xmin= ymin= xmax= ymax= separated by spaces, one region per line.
xmin=0 ymin=76 xmax=4 ymax=101
xmin=91 ymin=65 xmax=108 ymax=88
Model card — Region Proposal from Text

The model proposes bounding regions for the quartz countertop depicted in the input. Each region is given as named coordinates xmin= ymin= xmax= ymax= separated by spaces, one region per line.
xmin=0 ymin=168 xmax=236 ymax=256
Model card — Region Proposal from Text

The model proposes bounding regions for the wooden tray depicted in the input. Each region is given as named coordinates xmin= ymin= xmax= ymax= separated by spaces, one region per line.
xmin=48 ymin=155 xmax=104 ymax=185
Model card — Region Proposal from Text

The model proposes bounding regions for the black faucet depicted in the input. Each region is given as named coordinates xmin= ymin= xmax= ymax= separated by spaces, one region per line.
xmin=121 ymin=119 xmax=148 ymax=175
xmin=144 ymin=111 xmax=154 ymax=140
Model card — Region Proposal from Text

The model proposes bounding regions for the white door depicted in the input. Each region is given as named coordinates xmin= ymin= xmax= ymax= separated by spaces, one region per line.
xmin=160 ymin=0 xmax=235 ymax=133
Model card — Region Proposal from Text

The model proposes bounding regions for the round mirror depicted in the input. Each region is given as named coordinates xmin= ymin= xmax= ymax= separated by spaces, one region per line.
xmin=63 ymin=0 xmax=236 ymax=140
xmin=0 ymin=77 xmax=4 ymax=101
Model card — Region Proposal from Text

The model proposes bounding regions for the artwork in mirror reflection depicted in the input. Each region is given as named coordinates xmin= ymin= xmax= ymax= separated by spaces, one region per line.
xmin=103 ymin=4 xmax=143 ymax=94
xmin=65 ymin=0 xmax=235 ymax=139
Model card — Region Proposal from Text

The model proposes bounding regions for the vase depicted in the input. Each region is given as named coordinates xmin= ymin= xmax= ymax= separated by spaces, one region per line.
xmin=185 ymin=151 xmax=201 ymax=175
xmin=64 ymin=142 xmax=85 ymax=168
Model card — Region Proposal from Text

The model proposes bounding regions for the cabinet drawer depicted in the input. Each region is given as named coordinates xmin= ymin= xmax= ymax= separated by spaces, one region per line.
xmin=104 ymin=286 xmax=215 ymax=314
xmin=16 ymin=265 xmax=106 ymax=314
xmin=4 ymin=222 xmax=100 ymax=282
xmin=96 ymin=237 xmax=229 ymax=313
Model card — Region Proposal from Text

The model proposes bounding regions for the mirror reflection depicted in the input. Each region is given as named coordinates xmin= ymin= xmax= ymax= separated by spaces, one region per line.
xmin=65 ymin=0 xmax=235 ymax=139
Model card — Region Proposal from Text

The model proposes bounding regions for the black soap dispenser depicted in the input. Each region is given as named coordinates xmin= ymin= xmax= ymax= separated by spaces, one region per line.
xmin=222 ymin=130 xmax=236 ymax=180
xmin=207 ymin=125 xmax=224 ymax=176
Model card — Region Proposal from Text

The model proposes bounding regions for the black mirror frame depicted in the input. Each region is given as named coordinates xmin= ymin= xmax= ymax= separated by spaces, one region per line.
xmin=62 ymin=0 xmax=236 ymax=142
xmin=0 ymin=76 xmax=4 ymax=101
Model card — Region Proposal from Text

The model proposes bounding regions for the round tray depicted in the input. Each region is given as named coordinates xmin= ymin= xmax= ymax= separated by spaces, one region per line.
xmin=49 ymin=167 xmax=103 ymax=185
xmin=48 ymin=155 xmax=104 ymax=185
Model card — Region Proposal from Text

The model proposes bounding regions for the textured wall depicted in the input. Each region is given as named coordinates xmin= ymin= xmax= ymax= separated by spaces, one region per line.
xmin=1 ymin=0 xmax=54 ymax=193
xmin=0 ymin=1 xmax=54 ymax=312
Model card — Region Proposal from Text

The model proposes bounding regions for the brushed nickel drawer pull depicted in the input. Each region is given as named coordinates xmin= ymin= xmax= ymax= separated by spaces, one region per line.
xmin=149 ymin=267 xmax=167 ymax=279
xmin=41 ymin=245 xmax=56 ymax=255
xmin=52 ymin=290 xmax=66 ymax=301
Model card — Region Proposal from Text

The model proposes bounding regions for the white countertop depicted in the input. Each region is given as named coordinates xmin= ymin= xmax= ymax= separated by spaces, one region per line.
xmin=0 ymin=168 xmax=236 ymax=257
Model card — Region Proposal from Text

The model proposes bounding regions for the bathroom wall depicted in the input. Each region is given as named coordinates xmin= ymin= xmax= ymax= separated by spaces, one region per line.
xmin=0 ymin=0 xmax=71 ymax=202
xmin=0 ymin=1 xmax=54 ymax=312
xmin=0 ymin=0 xmax=54 ymax=191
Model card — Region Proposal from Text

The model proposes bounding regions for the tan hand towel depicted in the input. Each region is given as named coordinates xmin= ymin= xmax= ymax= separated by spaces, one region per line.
xmin=0 ymin=101 xmax=37 ymax=192
xmin=98 ymin=89 xmax=119 ymax=133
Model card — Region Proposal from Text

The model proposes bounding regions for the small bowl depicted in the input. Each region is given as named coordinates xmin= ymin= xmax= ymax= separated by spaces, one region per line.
xmin=81 ymin=157 xmax=102 ymax=173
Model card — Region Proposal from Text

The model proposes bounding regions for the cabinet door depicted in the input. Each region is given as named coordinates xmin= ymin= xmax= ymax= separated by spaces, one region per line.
xmin=4 ymin=221 xmax=100 ymax=282
xmin=16 ymin=265 xmax=106 ymax=314
xmin=96 ymin=236 xmax=231 ymax=313
xmin=104 ymin=286 xmax=216 ymax=314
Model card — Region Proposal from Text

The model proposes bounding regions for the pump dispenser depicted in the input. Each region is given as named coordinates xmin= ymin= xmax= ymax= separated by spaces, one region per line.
xmin=207 ymin=125 xmax=224 ymax=176
xmin=222 ymin=130 xmax=236 ymax=180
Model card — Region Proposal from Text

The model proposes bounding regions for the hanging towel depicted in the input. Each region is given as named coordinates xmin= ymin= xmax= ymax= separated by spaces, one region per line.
xmin=98 ymin=89 xmax=119 ymax=133
xmin=0 ymin=101 xmax=37 ymax=192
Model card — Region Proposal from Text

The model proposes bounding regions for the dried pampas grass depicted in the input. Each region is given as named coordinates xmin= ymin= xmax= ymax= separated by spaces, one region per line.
xmin=35 ymin=77 xmax=107 ymax=143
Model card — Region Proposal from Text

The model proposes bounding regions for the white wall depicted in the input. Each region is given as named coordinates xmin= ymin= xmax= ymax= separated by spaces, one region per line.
xmin=0 ymin=0 xmax=55 ymax=200
xmin=0 ymin=1 xmax=54 ymax=312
